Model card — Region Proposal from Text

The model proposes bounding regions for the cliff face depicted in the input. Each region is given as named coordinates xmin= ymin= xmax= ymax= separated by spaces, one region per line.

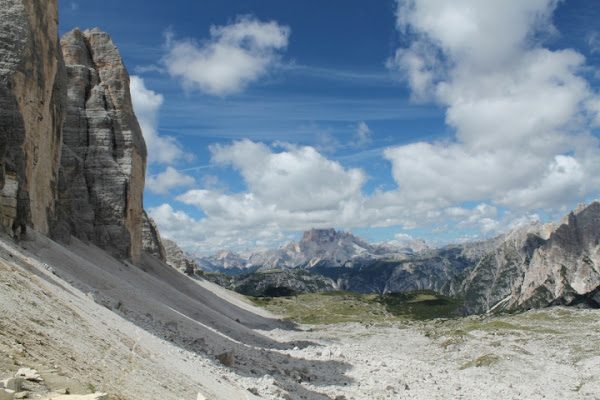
xmin=0 ymin=0 xmax=66 ymax=238
xmin=53 ymin=28 xmax=147 ymax=263
xmin=162 ymin=238 xmax=199 ymax=275
xmin=449 ymin=201 xmax=600 ymax=314
xmin=142 ymin=210 xmax=167 ymax=262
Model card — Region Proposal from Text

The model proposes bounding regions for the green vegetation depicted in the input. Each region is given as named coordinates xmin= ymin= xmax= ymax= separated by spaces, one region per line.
xmin=249 ymin=289 xmax=463 ymax=324
xmin=376 ymin=290 xmax=463 ymax=320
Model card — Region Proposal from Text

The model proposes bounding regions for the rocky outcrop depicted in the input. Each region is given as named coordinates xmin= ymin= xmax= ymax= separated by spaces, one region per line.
xmin=0 ymin=0 xmax=66 ymax=238
xmin=142 ymin=210 xmax=166 ymax=261
xmin=163 ymin=238 xmax=198 ymax=275
xmin=449 ymin=201 xmax=600 ymax=314
xmin=53 ymin=28 xmax=147 ymax=263
xmin=0 ymin=1 xmax=151 ymax=264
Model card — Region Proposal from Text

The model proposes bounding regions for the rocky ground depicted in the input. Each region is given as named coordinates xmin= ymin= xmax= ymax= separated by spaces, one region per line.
xmin=1 ymin=233 xmax=599 ymax=400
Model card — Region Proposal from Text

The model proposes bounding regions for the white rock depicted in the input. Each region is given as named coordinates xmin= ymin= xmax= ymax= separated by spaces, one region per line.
xmin=15 ymin=368 xmax=42 ymax=382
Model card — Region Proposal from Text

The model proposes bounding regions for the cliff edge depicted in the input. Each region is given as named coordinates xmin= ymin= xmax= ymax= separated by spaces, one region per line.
xmin=0 ymin=0 xmax=66 ymax=238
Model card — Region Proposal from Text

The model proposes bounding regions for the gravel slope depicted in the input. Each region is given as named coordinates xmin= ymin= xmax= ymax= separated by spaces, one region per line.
xmin=1 ymin=232 xmax=599 ymax=399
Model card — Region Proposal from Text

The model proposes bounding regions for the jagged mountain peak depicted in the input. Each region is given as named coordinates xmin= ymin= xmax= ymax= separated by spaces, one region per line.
xmin=448 ymin=199 xmax=600 ymax=314
xmin=194 ymin=227 xmax=431 ymax=271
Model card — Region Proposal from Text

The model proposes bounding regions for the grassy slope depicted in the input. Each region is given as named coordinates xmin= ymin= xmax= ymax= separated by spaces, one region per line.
xmin=250 ymin=290 xmax=463 ymax=324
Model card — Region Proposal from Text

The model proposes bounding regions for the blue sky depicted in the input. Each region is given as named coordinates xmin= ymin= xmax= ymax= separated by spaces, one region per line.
xmin=59 ymin=0 xmax=600 ymax=254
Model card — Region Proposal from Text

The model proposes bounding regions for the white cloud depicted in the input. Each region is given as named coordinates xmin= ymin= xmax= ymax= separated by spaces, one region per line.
xmin=588 ymin=32 xmax=600 ymax=54
xmin=385 ymin=0 xmax=600 ymax=213
xmin=163 ymin=16 xmax=290 ymax=96
xmin=130 ymin=76 xmax=193 ymax=165
xmin=208 ymin=140 xmax=366 ymax=211
xmin=354 ymin=121 xmax=373 ymax=147
xmin=149 ymin=3 xmax=600 ymax=253
xmin=148 ymin=140 xmax=368 ymax=252
xmin=146 ymin=166 xmax=195 ymax=195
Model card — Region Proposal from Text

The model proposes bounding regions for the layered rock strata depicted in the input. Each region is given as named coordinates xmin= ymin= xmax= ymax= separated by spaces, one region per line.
xmin=0 ymin=0 xmax=66 ymax=238
xmin=449 ymin=201 xmax=600 ymax=314
xmin=142 ymin=210 xmax=167 ymax=261
xmin=163 ymin=238 xmax=199 ymax=275
xmin=54 ymin=28 xmax=147 ymax=263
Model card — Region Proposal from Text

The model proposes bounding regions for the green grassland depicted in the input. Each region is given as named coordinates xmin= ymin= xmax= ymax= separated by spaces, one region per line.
xmin=249 ymin=290 xmax=463 ymax=324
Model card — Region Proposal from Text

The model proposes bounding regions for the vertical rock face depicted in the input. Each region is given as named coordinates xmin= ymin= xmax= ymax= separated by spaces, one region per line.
xmin=54 ymin=28 xmax=147 ymax=263
xmin=0 ymin=0 xmax=66 ymax=238
xmin=142 ymin=210 xmax=167 ymax=262
xmin=450 ymin=200 xmax=600 ymax=314
xmin=162 ymin=238 xmax=199 ymax=275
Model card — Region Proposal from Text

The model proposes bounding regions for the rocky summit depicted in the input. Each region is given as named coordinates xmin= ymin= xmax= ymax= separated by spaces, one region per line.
xmin=195 ymin=227 xmax=430 ymax=273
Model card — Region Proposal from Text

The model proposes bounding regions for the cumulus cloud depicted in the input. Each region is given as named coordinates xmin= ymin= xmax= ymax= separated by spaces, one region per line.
xmin=130 ymin=76 xmax=192 ymax=165
xmin=385 ymin=0 xmax=600 ymax=213
xmin=208 ymin=140 xmax=366 ymax=211
xmin=149 ymin=140 xmax=368 ymax=252
xmin=163 ymin=16 xmax=290 ymax=96
xmin=150 ymin=3 xmax=600 ymax=253
xmin=146 ymin=166 xmax=195 ymax=195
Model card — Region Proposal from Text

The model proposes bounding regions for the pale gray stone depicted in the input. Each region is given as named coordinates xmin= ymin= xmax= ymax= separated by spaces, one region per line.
xmin=142 ymin=210 xmax=166 ymax=261
xmin=53 ymin=28 xmax=147 ymax=264
xmin=162 ymin=238 xmax=198 ymax=275
xmin=0 ymin=0 xmax=66 ymax=238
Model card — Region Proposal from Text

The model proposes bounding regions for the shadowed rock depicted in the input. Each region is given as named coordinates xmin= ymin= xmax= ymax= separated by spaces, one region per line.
xmin=53 ymin=28 xmax=147 ymax=264
xmin=0 ymin=0 xmax=66 ymax=238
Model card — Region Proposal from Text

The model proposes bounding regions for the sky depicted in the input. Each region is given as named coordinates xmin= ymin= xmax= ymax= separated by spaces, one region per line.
xmin=58 ymin=0 xmax=600 ymax=254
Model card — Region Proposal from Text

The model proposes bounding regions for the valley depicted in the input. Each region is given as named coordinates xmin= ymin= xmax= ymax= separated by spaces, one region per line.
xmin=1 ymin=1 xmax=600 ymax=399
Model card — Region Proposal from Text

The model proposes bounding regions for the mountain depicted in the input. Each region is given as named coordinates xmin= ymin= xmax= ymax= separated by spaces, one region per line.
xmin=446 ymin=201 xmax=600 ymax=314
xmin=201 ymin=228 xmax=506 ymax=296
xmin=0 ymin=2 xmax=307 ymax=397
xmin=202 ymin=203 xmax=600 ymax=313
xmin=53 ymin=27 xmax=147 ymax=263
xmin=194 ymin=228 xmax=432 ymax=273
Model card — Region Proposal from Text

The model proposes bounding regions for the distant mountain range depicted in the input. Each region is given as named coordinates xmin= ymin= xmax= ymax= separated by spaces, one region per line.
xmin=199 ymin=201 xmax=600 ymax=315
xmin=193 ymin=228 xmax=434 ymax=272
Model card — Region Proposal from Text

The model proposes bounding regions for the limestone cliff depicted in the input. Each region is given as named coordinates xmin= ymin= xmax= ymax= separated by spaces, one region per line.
xmin=53 ymin=28 xmax=147 ymax=263
xmin=142 ymin=210 xmax=167 ymax=262
xmin=0 ymin=0 xmax=66 ymax=238
xmin=162 ymin=238 xmax=199 ymax=275
xmin=449 ymin=201 xmax=600 ymax=314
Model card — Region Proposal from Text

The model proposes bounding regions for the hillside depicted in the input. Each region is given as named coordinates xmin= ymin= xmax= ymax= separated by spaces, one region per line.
xmin=2 ymin=231 xmax=600 ymax=399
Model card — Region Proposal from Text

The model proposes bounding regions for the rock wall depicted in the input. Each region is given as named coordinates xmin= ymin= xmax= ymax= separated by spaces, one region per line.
xmin=449 ymin=201 xmax=600 ymax=314
xmin=54 ymin=28 xmax=147 ymax=263
xmin=0 ymin=0 xmax=66 ymax=238
xmin=162 ymin=238 xmax=198 ymax=275
xmin=142 ymin=210 xmax=167 ymax=262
